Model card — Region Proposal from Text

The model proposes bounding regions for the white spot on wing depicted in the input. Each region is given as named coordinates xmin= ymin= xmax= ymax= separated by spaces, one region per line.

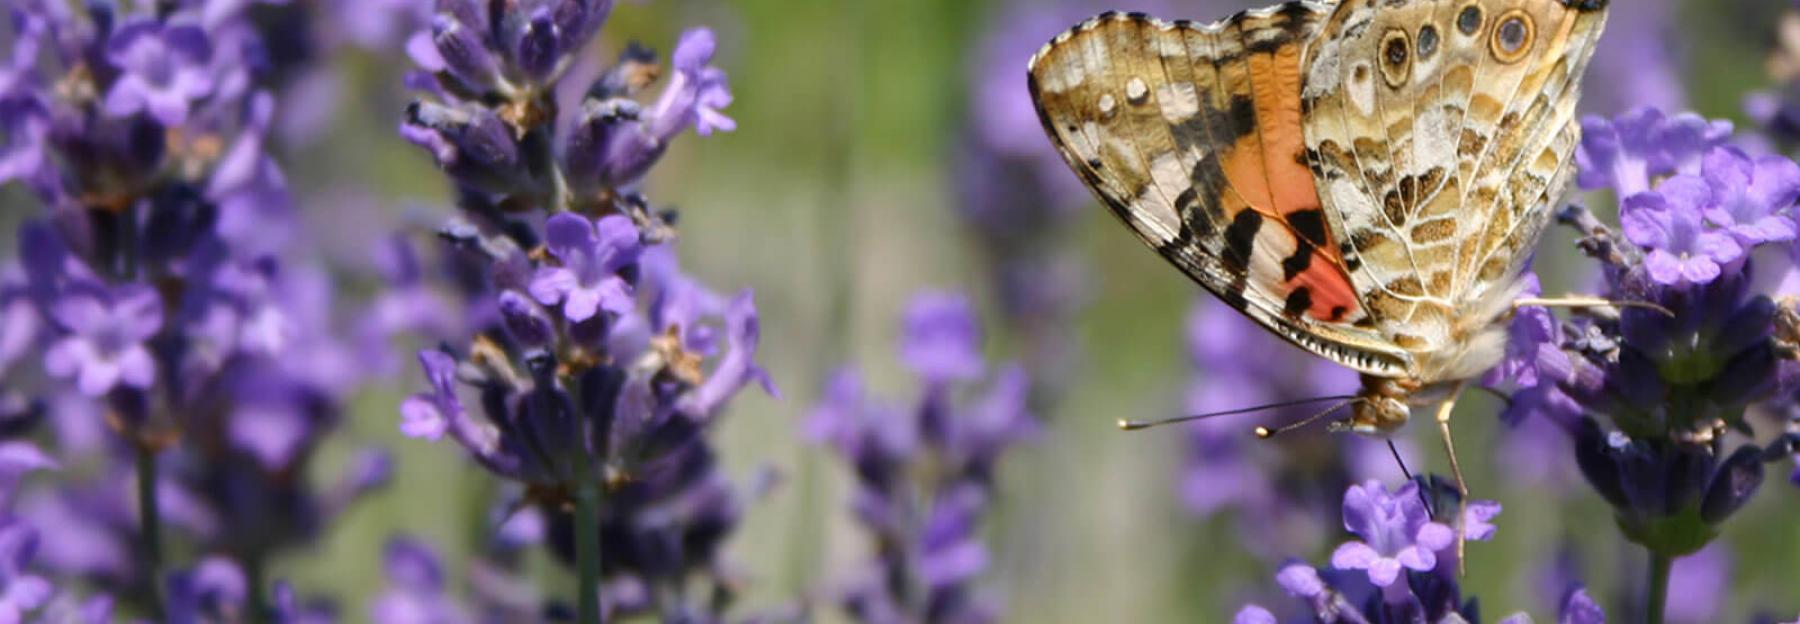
xmin=1126 ymin=77 xmax=1149 ymax=103
xmin=1156 ymin=82 xmax=1199 ymax=123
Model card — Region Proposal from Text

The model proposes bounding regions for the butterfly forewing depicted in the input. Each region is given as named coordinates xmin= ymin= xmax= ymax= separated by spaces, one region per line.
xmin=1029 ymin=6 xmax=1413 ymax=378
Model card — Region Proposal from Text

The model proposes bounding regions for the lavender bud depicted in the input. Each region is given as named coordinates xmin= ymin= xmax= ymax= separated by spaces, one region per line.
xmin=1699 ymin=445 xmax=1764 ymax=523
xmin=497 ymin=290 xmax=554 ymax=349
xmin=516 ymin=9 xmax=561 ymax=82
xmin=432 ymin=13 xmax=499 ymax=91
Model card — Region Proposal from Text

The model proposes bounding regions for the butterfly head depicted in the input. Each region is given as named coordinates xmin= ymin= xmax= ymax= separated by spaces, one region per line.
xmin=1345 ymin=376 xmax=1420 ymax=436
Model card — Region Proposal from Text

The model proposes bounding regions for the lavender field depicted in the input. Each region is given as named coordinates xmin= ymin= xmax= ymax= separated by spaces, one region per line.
xmin=1 ymin=0 xmax=1797 ymax=622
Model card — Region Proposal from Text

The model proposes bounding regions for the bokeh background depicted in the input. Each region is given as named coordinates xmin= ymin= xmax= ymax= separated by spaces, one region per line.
xmin=8 ymin=0 xmax=1800 ymax=621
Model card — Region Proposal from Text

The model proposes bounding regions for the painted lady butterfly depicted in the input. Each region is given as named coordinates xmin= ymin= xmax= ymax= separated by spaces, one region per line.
xmin=1027 ymin=0 xmax=1610 ymax=550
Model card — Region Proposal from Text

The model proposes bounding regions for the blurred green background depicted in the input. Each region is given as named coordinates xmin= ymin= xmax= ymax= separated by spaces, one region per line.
xmin=260 ymin=0 xmax=1800 ymax=621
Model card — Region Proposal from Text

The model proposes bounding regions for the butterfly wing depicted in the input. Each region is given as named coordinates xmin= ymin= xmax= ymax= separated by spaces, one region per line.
xmin=1029 ymin=5 xmax=1412 ymax=377
xmin=1300 ymin=0 xmax=1608 ymax=356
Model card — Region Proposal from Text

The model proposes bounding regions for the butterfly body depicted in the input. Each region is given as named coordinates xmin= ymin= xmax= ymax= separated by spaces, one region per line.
xmin=1028 ymin=0 xmax=1609 ymax=435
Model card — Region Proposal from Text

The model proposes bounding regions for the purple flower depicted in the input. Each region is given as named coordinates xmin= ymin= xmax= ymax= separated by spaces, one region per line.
xmin=1577 ymin=108 xmax=1732 ymax=197
xmin=0 ymin=97 xmax=48 ymax=187
xmin=900 ymin=292 xmax=984 ymax=384
xmin=528 ymin=213 xmax=640 ymax=323
xmin=165 ymin=556 xmax=248 ymax=622
xmin=399 ymin=350 xmax=463 ymax=440
xmin=1689 ymin=148 xmax=1800 ymax=245
xmin=1558 ymin=587 xmax=1605 ymax=624
xmin=1620 ymin=189 xmax=1743 ymax=285
xmin=102 ymin=19 xmax=215 ymax=126
xmin=0 ymin=523 xmax=52 ymax=621
xmin=370 ymin=537 xmax=470 ymax=624
xmin=648 ymin=29 xmax=735 ymax=139
xmin=1461 ymin=500 xmax=1502 ymax=542
xmin=43 ymin=284 xmax=163 ymax=397
xmin=1232 ymin=605 xmax=1278 ymax=624
xmin=809 ymin=291 xmax=1032 ymax=623
xmin=676 ymin=290 xmax=778 ymax=418
xmin=1329 ymin=480 xmax=1455 ymax=587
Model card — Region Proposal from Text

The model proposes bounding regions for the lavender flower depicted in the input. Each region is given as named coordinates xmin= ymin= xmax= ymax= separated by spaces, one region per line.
xmin=403 ymin=0 xmax=733 ymax=209
xmin=1239 ymin=478 xmax=1545 ymax=624
xmin=102 ymin=19 xmax=215 ymax=126
xmin=528 ymin=213 xmax=640 ymax=322
xmin=2 ymin=3 xmax=385 ymax=617
xmin=42 ymin=284 xmax=162 ymax=397
xmin=1620 ymin=188 xmax=1743 ymax=286
xmin=398 ymin=5 xmax=768 ymax=621
xmin=1505 ymin=108 xmax=1800 ymax=620
xmin=1329 ymin=480 xmax=1455 ymax=588
xmin=369 ymin=537 xmax=470 ymax=624
xmin=807 ymin=292 xmax=1036 ymax=624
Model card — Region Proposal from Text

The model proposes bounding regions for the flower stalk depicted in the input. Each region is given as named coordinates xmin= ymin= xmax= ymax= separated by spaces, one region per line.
xmin=574 ymin=458 xmax=603 ymax=624
xmin=135 ymin=444 xmax=163 ymax=619
xmin=1647 ymin=550 xmax=1673 ymax=624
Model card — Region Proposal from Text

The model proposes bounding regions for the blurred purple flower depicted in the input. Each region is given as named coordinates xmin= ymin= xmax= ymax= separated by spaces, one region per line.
xmin=399 ymin=350 xmax=463 ymax=441
xmin=900 ymin=292 xmax=985 ymax=384
xmin=809 ymin=291 xmax=1034 ymax=624
xmin=370 ymin=537 xmax=470 ymax=624
xmin=529 ymin=213 xmax=641 ymax=323
xmin=102 ymin=19 xmax=215 ymax=126
xmin=43 ymin=284 xmax=163 ymax=397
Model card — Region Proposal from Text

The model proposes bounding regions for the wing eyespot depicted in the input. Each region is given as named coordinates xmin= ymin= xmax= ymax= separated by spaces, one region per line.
xmin=1490 ymin=10 xmax=1534 ymax=63
xmin=1417 ymin=24 xmax=1439 ymax=60
xmin=1456 ymin=4 xmax=1483 ymax=36
xmin=1379 ymin=29 xmax=1411 ymax=88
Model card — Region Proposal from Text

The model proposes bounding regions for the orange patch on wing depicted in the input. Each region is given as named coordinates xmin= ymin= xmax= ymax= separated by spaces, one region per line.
xmin=1291 ymin=255 xmax=1362 ymax=321
xmin=1217 ymin=41 xmax=1362 ymax=324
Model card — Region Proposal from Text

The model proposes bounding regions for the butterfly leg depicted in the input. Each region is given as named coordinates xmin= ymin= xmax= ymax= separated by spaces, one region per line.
xmin=1434 ymin=381 xmax=1470 ymax=577
xmin=1513 ymin=295 xmax=1673 ymax=317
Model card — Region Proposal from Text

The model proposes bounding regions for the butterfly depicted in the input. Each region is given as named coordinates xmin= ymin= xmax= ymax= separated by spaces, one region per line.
xmin=1027 ymin=0 xmax=1609 ymax=552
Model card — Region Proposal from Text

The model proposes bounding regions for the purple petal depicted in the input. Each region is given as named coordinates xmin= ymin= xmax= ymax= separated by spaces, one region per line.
xmin=399 ymin=396 xmax=448 ymax=440
xmin=1560 ymin=588 xmax=1605 ymax=624
xmin=543 ymin=212 xmax=596 ymax=261
xmin=671 ymin=28 xmax=717 ymax=73
xmin=1330 ymin=541 xmax=1379 ymax=571
xmin=1463 ymin=500 xmax=1502 ymax=541
xmin=1619 ymin=192 xmax=1673 ymax=249
xmin=1366 ymin=557 xmax=1403 ymax=587
xmin=1275 ymin=563 xmax=1325 ymax=599
xmin=562 ymin=285 xmax=602 ymax=322
xmin=1701 ymin=147 xmax=1753 ymax=191
xmin=528 ymin=267 xmax=577 ymax=307
xmin=1394 ymin=544 xmax=1437 ymax=572
xmin=1414 ymin=521 xmax=1455 ymax=552
xmin=1233 ymin=606 xmax=1278 ymax=624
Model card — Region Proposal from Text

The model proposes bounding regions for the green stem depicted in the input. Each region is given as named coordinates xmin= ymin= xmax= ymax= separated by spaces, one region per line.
xmin=247 ymin=555 xmax=268 ymax=623
xmin=575 ymin=461 xmax=604 ymax=624
xmin=136 ymin=446 xmax=164 ymax=619
xmin=1646 ymin=550 xmax=1673 ymax=624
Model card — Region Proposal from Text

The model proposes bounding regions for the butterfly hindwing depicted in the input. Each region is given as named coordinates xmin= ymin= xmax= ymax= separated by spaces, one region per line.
xmin=1029 ymin=4 xmax=1412 ymax=377
xmin=1300 ymin=0 xmax=1608 ymax=357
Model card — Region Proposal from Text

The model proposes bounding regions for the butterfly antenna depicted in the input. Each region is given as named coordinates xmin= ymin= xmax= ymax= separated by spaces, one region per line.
xmin=1117 ymin=395 xmax=1357 ymax=432
xmin=1252 ymin=398 xmax=1358 ymax=439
